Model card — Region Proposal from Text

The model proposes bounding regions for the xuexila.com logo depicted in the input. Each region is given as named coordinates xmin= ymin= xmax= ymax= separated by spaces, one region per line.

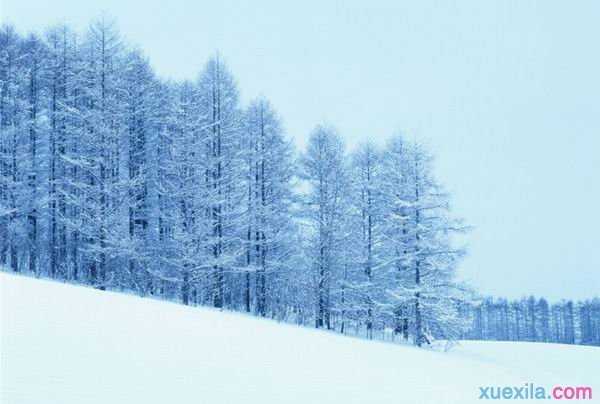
xmin=478 ymin=383 xmax=593 ymax=400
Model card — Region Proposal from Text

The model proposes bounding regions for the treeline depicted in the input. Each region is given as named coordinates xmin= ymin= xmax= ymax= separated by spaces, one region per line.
xmin=1 ymin=19 xmax=597 ymax=348
xmin=0 ymin=19 xmax=469 ymax=346
xmin=461 ymin=297 xmax=600 ymax=346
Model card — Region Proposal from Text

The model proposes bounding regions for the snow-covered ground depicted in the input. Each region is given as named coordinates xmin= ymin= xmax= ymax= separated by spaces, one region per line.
xmin=1 ymin=273 xmax=598 ymax=404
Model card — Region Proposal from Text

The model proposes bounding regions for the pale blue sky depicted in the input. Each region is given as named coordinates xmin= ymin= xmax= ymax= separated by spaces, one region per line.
xmin=2 ymin=0 xmax=599 ymax=300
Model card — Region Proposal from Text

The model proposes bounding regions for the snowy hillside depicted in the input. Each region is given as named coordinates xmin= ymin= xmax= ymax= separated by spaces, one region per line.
xmin=1 ymin=273 xmax=598 ymax=404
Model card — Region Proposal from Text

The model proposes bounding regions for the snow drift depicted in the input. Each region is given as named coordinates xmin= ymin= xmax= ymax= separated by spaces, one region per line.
xmin=1 ymin=273 xmax=598 ymax=404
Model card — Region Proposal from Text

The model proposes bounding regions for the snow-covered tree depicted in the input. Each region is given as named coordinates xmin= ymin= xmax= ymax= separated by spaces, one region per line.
xmin=242 ymin=97 xmax=295 ymax=316
xmin=379 ymin=136 xmax=469 ymax=346
xmin=122 ymin=49 xmax=161 ymax=294
xmin=301 ymin=125 xmax=347 ymax=329
xmin=196 ymin=55 xmax=244 ymax=308
xmin=345 ymin=142 xmax=385 ymax=337
xmin=0 ymin=25 xmax=26 ymax=273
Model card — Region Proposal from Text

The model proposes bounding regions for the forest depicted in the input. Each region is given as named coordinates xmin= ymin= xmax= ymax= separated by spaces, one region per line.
xmin=1 ymin=18 xmax=598 ymax=347
xmin=461 ymin=297 xmax=600 ymax=346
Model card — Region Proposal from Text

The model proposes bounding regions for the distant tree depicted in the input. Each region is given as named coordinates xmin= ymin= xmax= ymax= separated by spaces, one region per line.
xmin=537 ymin=298 xmax=550 ymax=342
xmin=526 ymin=296 xmax=536 ymax=341
xmin=563 ymin=301 xmax=575 ymax=344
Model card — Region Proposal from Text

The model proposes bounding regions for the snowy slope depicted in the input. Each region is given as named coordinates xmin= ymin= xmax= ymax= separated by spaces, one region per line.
xmin=1 ymin=273 xmax=598 ymax=404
